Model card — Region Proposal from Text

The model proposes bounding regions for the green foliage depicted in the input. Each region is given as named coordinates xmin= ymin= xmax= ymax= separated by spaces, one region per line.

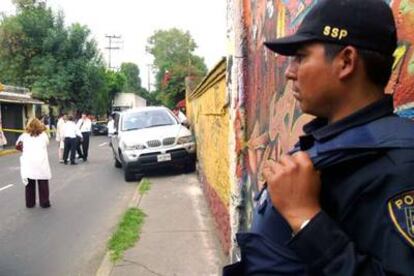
xmin=139 ymin=89 xmax=161 ymax=106
xmin=0 ymin=4 xmax=55 ymax=87
xmin=0 ymin=2 xmax=121 ymax=115
xmin=146 ymin=28 xmax=207 ymax=108
xmin=12 ymin=0 xmax=37 ymax=11
xmin=118 ymin=62 xmax=163 ymax=106
xmin=108 ymin=208 xmax=146 ymax=262
xmin=105 ymin=70 xmax=126 ymax=100
xmin=120 ymin=62 xmax=141 ymax=92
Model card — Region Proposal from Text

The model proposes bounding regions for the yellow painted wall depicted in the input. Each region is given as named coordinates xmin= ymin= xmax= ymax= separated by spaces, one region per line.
xmin=188 ymin=58 xmax=230 ymax=206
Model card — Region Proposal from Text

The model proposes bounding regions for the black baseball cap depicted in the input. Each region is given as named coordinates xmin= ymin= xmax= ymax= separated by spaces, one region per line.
xmin=264 ymin=0 xmax=397 ymax=56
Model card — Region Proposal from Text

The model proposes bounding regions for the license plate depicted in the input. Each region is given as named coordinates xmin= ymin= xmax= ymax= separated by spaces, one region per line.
xmin=157 ymin=153 xmax=171 ymax=162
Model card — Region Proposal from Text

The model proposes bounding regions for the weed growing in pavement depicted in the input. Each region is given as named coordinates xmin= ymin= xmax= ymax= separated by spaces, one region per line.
xmin=139 ymin=178 xmax=151 ymax=195
xmin=108 ymin=207 xmax=146 ymax=262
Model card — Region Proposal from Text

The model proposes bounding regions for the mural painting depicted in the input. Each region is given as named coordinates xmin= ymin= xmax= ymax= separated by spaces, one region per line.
xmin=237 ymin=0 xmax=414 ymax=229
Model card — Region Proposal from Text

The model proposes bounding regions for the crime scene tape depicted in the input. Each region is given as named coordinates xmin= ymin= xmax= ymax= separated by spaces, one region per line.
xmin=1 ymin=128 xmax=24 ymax=133
xmin=1 ymin=128 xmax=56 ymax=134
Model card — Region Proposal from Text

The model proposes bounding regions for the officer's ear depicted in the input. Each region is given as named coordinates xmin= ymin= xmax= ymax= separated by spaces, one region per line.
xmin=336 ymin=46 xmax=358 ymax=80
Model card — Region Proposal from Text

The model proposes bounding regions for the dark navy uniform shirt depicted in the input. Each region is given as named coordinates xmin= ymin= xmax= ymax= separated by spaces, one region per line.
xmin=288 ymin=96 xmax=414 ymax=275
xmin=224 ymin=96 xmax=414 ymax=275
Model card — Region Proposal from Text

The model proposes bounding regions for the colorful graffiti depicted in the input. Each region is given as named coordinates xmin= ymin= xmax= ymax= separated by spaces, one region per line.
xmin=237 ymin=0 xmax=414 ymax=229
xmin=392 ymin=0 xmax=414 ymax=114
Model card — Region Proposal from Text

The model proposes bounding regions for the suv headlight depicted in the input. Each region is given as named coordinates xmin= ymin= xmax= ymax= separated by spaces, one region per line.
xmin=177 ymin=135 xmax=194 ymax=144
xmin=122 ymin=142 xmax=146 ymax=150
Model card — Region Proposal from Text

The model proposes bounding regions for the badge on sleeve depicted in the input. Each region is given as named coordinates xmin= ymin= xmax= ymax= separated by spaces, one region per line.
xmin=387 ymin=190 xmax=414 ymax=247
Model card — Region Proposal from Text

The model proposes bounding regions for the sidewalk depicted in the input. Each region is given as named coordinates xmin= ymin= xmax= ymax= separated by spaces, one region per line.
xmin=98 ymin=173 xmax=227 ymax=276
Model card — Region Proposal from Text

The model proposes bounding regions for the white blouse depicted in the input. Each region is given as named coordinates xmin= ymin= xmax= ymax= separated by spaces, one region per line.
xmin=17 ymin=132 xmax=52 ymax=185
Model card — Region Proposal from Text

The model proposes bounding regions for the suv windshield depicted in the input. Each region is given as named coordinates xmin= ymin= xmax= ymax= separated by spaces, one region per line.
xmin=122 ymin=109 xmax=177 ymax=131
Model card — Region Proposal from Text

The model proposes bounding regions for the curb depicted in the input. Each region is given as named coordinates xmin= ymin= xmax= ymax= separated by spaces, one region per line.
xmin=0 ymin=149 xmax=18 ymax=157
xmin=95 ymin=178 xmax=144 ymax=276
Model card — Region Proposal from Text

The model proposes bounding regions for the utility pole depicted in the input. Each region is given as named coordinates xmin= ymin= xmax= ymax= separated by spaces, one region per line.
xmin=146 ymin=64 xmax=153 ymax=92
xmin=105 ymin=34 xmax=122 ymax=70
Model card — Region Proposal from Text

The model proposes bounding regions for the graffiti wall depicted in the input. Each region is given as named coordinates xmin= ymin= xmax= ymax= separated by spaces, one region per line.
xmin=391 ymin=0 xmax=414 ymax=117
xmin=235 ymin=0 xmax=414 ymax=230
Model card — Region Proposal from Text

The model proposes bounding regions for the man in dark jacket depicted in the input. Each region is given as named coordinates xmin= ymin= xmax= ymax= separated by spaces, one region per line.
xmin=224 ymin=0 xmax=414 ymax=275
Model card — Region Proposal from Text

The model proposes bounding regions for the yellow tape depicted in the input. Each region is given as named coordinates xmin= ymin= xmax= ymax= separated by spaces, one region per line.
xmin=0 ymin=128 xmax=56 ymax=133
xmin=1 ymin=128 xmax=24 ymax=133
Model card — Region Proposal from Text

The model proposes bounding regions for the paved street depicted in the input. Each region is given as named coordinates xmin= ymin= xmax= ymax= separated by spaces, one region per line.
xmin=0 ymin=135 xmax=226 ymax=276
xmin=0 ymin=136 xmax=138 ymax=276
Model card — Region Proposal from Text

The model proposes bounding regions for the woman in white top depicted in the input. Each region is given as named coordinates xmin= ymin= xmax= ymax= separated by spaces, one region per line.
xmin=16 ymin=118 xmax=52 ymax=208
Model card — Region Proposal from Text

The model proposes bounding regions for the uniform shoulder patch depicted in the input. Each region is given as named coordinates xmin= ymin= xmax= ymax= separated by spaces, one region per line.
xmin=387 ymin=190 xmax=414 ymax=247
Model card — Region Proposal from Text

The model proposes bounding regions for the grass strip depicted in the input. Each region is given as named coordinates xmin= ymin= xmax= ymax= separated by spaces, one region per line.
xmin=108 ymin=207 xmax=146 ymax=262
xmin=139 ymin=178 xmax=151 ymax=195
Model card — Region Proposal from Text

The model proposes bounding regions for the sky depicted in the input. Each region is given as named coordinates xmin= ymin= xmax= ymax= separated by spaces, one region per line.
xmin=0 ymin=0 xmax=227 ymax=91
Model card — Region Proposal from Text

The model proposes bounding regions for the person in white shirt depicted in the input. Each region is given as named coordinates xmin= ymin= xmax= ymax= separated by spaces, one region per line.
xmin=0 ymin=119 xmax=7 ymax=149
xmin=107 ymin=115 xmax=115 ymax=137
xmin=173 ymin=108 xmax=190 ymax=128
xmin=62 ymin=115 xmax=82 ymax=165
xmin=55 ymin=114 xmax=67 ymax=163
xmin=16 ymin=118 xmax=52 ymax=208
xmin=76 ymin=112 xmax=92 ymax=161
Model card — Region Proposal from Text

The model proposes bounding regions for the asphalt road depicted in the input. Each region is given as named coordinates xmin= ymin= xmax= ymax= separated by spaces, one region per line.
xmin=0 ymin=135 xmax=138 ymax=276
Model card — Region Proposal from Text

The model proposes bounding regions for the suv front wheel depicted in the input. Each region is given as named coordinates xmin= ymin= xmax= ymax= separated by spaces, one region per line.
xmin=124 ymin=167 xmax=135 ymax=182
xmin=114 ymin=155 xmax=122 ymax=168
xmin=111 ymin=146 xmax=122 ymax=168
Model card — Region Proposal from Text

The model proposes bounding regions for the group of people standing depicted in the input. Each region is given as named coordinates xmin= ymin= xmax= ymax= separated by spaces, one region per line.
xmin=55 ymin=112 xmax=92 ymax=165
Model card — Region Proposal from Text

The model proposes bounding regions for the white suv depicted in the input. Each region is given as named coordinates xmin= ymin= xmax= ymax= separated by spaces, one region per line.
xmin=111 ymin=106 xmax=196 ymax=181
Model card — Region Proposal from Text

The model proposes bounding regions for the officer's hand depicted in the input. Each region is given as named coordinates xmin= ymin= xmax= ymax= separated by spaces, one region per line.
xmin=262 ymin=151 xmax=321 ymax=233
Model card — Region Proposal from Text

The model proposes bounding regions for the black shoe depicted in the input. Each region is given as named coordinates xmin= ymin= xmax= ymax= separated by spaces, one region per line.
xmin=83 ymin=157 xmax=87 ymax=161
xmin=40 ymin=202 xmax=51 ymax=208
xmin=70 ymin=162 xmax=77 ymax=165
xmin=26 ymin=205 xmax=35 ymax=208
xmin=64 ymin=160 xmax=68 ymax=165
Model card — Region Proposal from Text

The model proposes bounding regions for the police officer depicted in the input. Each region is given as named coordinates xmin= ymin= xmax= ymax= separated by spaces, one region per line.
xmin=223 ymin=0 xmax=414 ymax=275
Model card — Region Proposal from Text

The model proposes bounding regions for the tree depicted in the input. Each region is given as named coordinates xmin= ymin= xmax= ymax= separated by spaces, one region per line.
xmin=0 ymin=2 xmax=113 ymax=114
xmin=106 ymin=70 xmax=126 ymax=100
xmin=0 ymin=3 xmax=56 ymax=87
xmin=12 ymin=0 xmax=38 ymax=10
xmin=146 ymin=28 xmax=207 ymax=108
xmin=120 ymin=62 xmax=141 ymax=92
xmin=119 ymin=62 xmax=162 ymax=106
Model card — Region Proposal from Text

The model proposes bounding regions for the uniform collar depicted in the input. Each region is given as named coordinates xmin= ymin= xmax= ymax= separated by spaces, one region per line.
xmin=303 ymin=95 xmax=394 ymax=142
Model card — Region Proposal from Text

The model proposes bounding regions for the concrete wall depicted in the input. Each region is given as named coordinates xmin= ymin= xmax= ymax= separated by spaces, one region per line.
xmin=225 ymin=0 xmax=414 ymax=257
xmin=187 ymin=58 xmax=232 ymax=253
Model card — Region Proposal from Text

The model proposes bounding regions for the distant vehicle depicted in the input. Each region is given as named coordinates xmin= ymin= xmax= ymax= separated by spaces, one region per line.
xmin=111 ymin=106 xmax=196 ymax=181
xmin=112 ymin=93 xmax=146 ymax=112
xmin=92 ymin=121 xmax=108 ymax=135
